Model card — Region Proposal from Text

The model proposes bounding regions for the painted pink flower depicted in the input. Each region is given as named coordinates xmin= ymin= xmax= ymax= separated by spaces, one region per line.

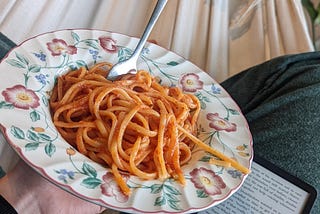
xmin=179 ymin=73 xmax=203 ymax=92
xmin=99 ymin=36 xmax=118 ymax=53
xmin=190 ymin=167 xmax=226 ymax=195
xmin=46 ymin=39 xmax=77 ymax=56
xmin=206 ymin=113 xmax=237 ymax=132
xmin=2 ymin=85 xmax=40 ymax=109
xmin=100 ymin=172 xmax=129 ymax=203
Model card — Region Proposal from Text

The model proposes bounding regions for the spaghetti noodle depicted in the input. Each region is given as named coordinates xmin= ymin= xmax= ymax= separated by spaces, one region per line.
xmin=50 ymin=62 xmax=249 ymax=196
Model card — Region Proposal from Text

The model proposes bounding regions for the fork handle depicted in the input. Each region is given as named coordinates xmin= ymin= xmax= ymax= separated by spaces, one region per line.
xmin=130 ymin=0 xmax=168 ymax=61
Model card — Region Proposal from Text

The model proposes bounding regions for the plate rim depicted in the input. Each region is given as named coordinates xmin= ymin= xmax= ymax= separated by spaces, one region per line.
xmin=0 ymin=28 xmax=253 ymax=213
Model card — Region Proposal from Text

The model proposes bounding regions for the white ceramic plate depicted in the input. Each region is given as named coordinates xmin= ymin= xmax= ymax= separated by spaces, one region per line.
xmin=0 ymin=29 xmax=253 ymax=213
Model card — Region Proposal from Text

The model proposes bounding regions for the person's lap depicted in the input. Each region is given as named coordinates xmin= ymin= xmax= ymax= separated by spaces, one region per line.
xmin=222 ymin=51 xmax=320 ymax=213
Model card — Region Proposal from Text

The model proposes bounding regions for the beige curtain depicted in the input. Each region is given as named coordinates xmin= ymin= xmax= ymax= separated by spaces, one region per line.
xmin=0 ymin=0 xmax=313 ymax=81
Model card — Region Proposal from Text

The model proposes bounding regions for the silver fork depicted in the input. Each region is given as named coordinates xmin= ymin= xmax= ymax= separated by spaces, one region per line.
xmin=106 ymin=0 xmax=168 ymax=81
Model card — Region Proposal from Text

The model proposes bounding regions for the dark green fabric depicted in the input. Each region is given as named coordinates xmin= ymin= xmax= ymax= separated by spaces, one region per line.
xmin=0 ymin=33 xmax=15 ymax=60
xmin=0 ymin=166 xmax=5 ymax=178
xmin=222 ymin=51 xmax=320 ymax=213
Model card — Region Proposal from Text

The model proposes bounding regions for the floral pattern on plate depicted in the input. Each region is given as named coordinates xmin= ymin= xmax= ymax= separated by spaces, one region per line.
xmin=0 ymin=29 xmax=253 ymax=213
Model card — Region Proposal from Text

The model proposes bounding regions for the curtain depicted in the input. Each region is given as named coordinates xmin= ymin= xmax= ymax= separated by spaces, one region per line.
xmin=0 ymin=0 xmax=313 ymax=81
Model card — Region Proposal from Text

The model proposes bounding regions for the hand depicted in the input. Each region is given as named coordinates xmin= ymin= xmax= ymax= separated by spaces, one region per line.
xmin=0 ymin=160 xmax=105 ymax=214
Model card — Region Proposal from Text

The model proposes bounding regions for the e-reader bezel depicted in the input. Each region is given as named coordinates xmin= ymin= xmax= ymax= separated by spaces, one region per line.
xmin=253 ymin=155 xmax=317 ymax=213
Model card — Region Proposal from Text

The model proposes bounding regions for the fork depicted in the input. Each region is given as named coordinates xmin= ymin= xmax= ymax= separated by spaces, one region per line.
xmin=106 ymin=0 xmax=168 ymax=81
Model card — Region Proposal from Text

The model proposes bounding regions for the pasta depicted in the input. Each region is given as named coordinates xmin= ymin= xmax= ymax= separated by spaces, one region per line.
xmin=50 ymin=62 xmax=249 ymax=196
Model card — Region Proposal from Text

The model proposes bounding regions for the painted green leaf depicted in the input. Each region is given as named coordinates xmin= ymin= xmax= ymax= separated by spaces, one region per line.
xmin=30 ymin=110 xmax=40 ymax=122
xmin=199 ymin=155 xmax=211 ymax=162
xmin=164 ymin=184 xmax=181 ymax=195
xmin=25 ymin=142 xmax=39 ymax=151
xmin=196 ymin=189 xmax=208 ymax=198
xmin=0 ymin=101 xmax=14 ymax=109
xmin=41 ymin=95 xmax=48 ymax=106
xmin=82 ymin=162 xmax=97 ymax=178
xmin=228 ymin=108 xmax=239 ymax=115
xmin=29 ymin=64 xmax=41 ymax=73
xmin=200 ymin=101 xmax=206 ymax=109
xmin=11 ymin=126 xmax=25 ymax=139
xmin=168 ymin=199 xmax=182 ymax=210
xmin=124 ymin=48 xmax=132 ymax=55
xmin=118 ymin=48 xmax=124 ymax=56
xmin=154 ymin=195 xmax=166 ymax=206
xmin=118 ymin=56 xmax=126 ymax=62
xmin=118 ymin=48 xmax=132 ymax=62
xmin=38 ymin=133 xmax=51 ymax=141
xmin=45 ymin=142 xmax=56 ymax=157
xmin=195 ymin=92 xmax=202 ymax=99
xmin=27 ymin=130 xmax=39 ymax=141
xmin=71 ymin=32 xmax=80 ymax=42
xmin=203 ymin=96 xmax=210 ymax=102
xmin=84 ymin=40 xmax=99 ymax=50
xmin=81 ymin=177 xmax=101 ymax=189
xmin=165 ymin=193 xmax=180 ymax=202
xmin=119 ymin=54 xmax=131 ymax=62
xmin=69 ymin=64 xmax=78 ymax=71
xmin=67 ymin=172 xmax=75 ymax=179
xmin=15 ymin=52 xmax=29 ymax=65
xmin=76 ymin=60 xmax=87 ymax=68
xmin=150 ymin=184 xmax=163 ymax=194
xmin=167 ymin=61 xmax=179 ymax=66
xmin=6 ymin=59 xmax=27 ymax=68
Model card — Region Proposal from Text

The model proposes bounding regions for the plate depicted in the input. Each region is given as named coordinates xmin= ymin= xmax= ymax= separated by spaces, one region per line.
xmin=0 ymin=29 xmax=253 ymax=213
